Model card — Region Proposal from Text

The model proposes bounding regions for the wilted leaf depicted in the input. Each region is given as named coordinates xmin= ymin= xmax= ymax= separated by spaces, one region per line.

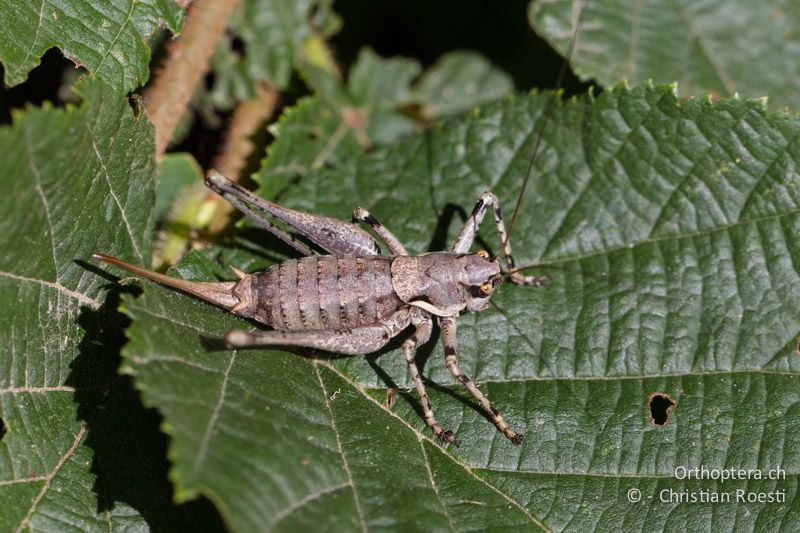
xmin=0 ymin=80 xmax=223 ymax=530
xmin=530 ymin=0 xmax=800 ymax=110
xmin=0 ymin=0 xmax=184 ymax=93
xmin=120 ymin=85 xmax=800 ymax=530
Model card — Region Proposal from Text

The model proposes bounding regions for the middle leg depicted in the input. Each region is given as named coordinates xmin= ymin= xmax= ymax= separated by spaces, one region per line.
xmin=402 ymin=310 xmax=458 ymax=446
xmin=352 ymin=207 xmax=408 ymax=256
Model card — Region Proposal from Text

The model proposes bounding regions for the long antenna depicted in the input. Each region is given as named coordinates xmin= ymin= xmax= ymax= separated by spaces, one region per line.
xmin=504 ymin=0 xmax=589 ymax=248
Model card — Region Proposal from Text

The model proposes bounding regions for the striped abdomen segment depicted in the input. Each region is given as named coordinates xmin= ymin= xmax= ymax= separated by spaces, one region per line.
xmin=252 ymin=256 xmax=403 ymax=331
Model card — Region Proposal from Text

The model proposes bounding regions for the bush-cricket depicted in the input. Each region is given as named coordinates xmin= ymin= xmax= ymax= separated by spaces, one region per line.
xmin=94 ymin=1 xmax=587 ymax=446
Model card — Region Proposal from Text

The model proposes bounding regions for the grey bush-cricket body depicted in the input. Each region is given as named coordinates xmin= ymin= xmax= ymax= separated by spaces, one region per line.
xmin=95 ymin=169 xmax=545 ymax=446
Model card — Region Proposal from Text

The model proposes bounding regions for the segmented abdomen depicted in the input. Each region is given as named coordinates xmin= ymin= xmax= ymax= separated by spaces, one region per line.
xmin=252 ymin=256 xmax=402 ymax=330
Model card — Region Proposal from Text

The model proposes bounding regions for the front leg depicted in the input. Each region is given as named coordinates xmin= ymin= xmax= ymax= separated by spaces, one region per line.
xmin=452 ymin=191 xmax=548 ymax=286
xmin=440 ymin=316 xmax=524 ymax=445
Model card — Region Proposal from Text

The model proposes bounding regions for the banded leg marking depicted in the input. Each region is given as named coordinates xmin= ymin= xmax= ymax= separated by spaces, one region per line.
xmin=352 ymin=207 xmax=408 ymax=256
xmin=402 ymin=316 xmax=458 ymax=446
xmin=440 ymin=317 xmax=523 ymax=445
xmin=452 ymin=191 xmax=548 ymax=286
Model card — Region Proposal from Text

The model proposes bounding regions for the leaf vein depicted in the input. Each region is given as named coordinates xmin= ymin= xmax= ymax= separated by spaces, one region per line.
xmin=314 ymin=363 xmax=368 ymax=533
xmin=14 ymin=424 xmax=87 ymax=533
xmin=13 ymin=0 xmax=47 ymax=79
xmin=728 ymin=225 xmax=748 ymax=371
xmin=541 ymin=89 xmax=650 ymax=259
xmin=87 ymin=130 xmax=145 ymax=263
xmin=267 ymin=481 xmax=351 ymax=531
xmin=0 ymin=385 xmax=75 ymax=395
xmin=0 ymin=270 xmax=100 ymax=309
xmin=318 ymin=361 xmax=547 ymax=529
xmin=93 ymin=0 xmax=136 ymax=76
xmin=22 ymin=123 xmax=59 ymax=282
xmin=626 ymin=0 xmax=645 ymax=81
xmin=671 ymin=0 xmax=737 ymax=93
xmin=467 ymin=367 xmax=800 ymax=385
xmin=193 ymin=350 xmax=237 ymax=474
xmin=418 ymin=438 xmax=457 ymax=533
xmin=533 ymin=204 xmax=800 ymax=270
xmin=0 ymin=475 xmax=48 ymax=487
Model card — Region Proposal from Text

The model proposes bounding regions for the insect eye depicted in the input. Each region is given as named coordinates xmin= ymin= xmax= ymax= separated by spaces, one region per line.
xmin=479 ymin=282 xmax=493 ymax=296
xmin=476 ymin=249 xmax=489 ymax=258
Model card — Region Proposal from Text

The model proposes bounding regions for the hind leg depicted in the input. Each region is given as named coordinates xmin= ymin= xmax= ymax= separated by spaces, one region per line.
xmin=206 ymin=170 xmax=381 ymax=256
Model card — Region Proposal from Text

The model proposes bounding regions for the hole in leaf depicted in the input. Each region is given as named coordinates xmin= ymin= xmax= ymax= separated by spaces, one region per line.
xmin=648 ymin=392 xmax=675 ymax=426
xmin=0 ymin=417 xmax=5 ymax=441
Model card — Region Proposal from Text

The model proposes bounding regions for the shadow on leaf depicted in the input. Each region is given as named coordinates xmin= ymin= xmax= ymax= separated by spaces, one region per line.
xmin=70 ymin=284 xmax=227 ymax=531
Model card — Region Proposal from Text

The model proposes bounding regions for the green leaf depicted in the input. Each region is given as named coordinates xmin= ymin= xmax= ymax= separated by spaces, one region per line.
xmin=120 ymin=85 xmax=800 ymax=530
xmin=0 ymin=78 xmax=155 ymax=528
xmin=413 ymin=51 xmax=515 ymax=120
xmin=529 ymin=0 xmax=800 ymax=110
xmin=153 ymin=153 xmax=207 ymax=267
xmin=155 ymin=153 xmax=203 ymax=223
xmin=254 ymin=47 xmax=421 ymax=195
xmin=0 ymin=0 xmax=184 ymax=93
xmin=255 ymin=49 xmax=516 ymax=191
xmin=236 ymin=0 xmax=339 ymax=89
xmin=255 ymin=96 xmax=364 ymax=193
xmin=296 ymin=47 xmax=421 ymax=153
xmin=206 ymin=0 xmax=340 ymax=106
xmin=0 ymin=80 xmax=223 ymax=530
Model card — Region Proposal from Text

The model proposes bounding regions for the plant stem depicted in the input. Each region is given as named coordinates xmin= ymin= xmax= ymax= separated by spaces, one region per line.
xmin=213 ymin=83 xmax=279 ymax=180
xmin=143 ymin=0 xmax=241 ymax=158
